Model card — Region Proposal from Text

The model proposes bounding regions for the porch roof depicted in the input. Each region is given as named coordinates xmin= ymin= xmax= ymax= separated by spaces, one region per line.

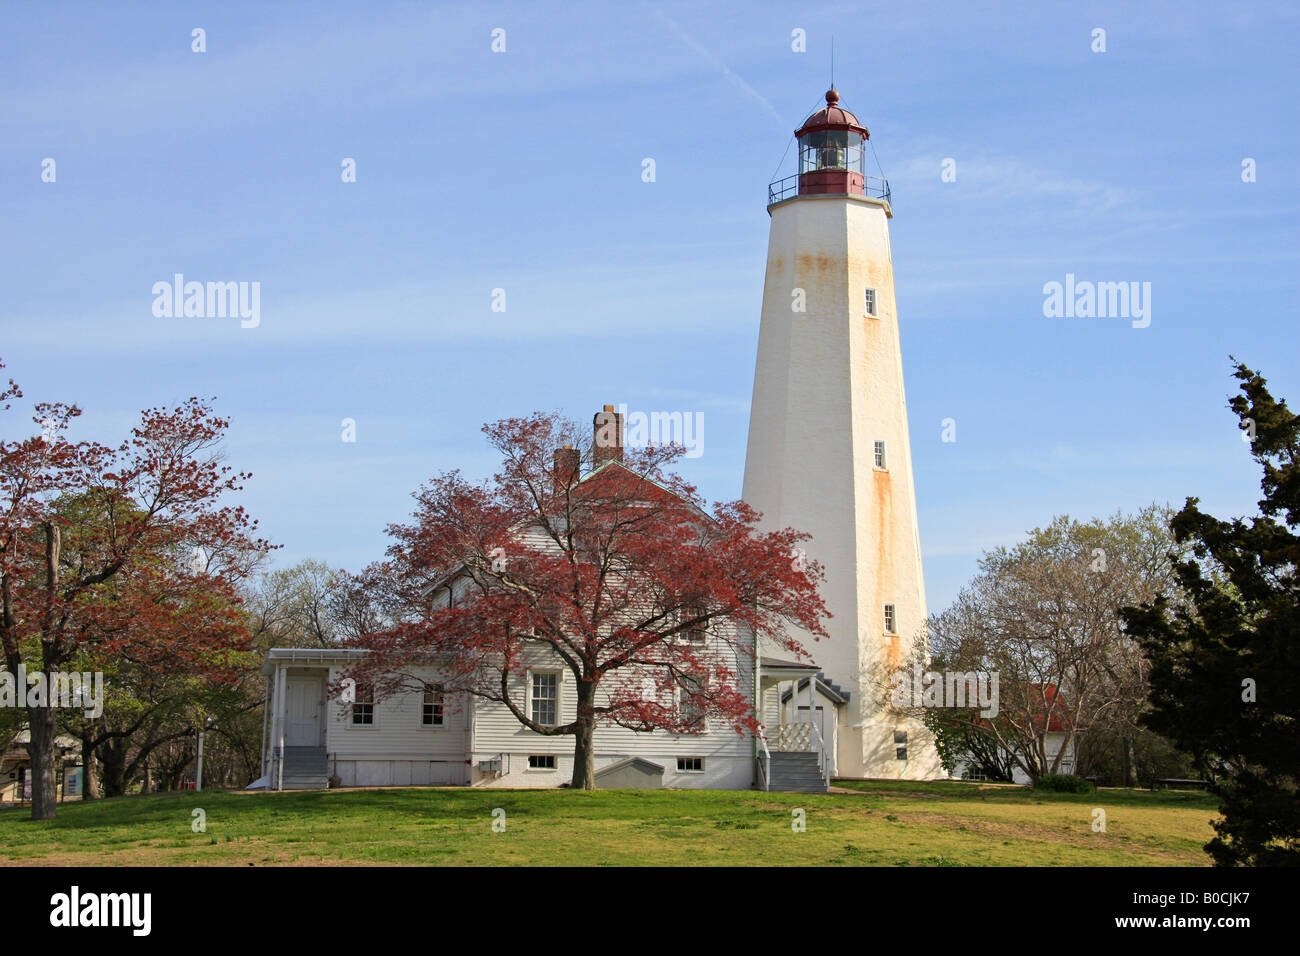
xmin=758 ymin=655 xmax=820 ymax=686
xmin=259 ymin=647 xmax=370 ymax=675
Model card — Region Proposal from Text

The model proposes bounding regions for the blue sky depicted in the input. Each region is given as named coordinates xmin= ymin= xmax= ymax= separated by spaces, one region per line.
xmin=2 ymin=1 xmax=1296 ymax=613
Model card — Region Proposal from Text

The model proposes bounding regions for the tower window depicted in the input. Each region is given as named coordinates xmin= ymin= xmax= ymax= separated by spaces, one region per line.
xmin=874 ymin=440 xmax=887 ymax=469
xmin=864 ymin=288 xmax=877 ymax=316
xmin=884 ymin=603 xmax=897 ymax=634
xmin=895 ymin=729 xmax=908 ymax=760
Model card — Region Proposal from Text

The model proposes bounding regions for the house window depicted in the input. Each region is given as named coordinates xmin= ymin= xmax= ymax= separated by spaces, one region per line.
xmin=352 ymin=684 xmax=374 ymax=725
xmin=873 ymin=440 xmax=887 ymax=469
xmin=679 ymin=674 xmax=708 ymax=731
xmin=681 ymin=605 xmax=707 ymax=644
xmin=422 ymin=684 xmax=444 ymax=726
xmin=894 ymin=729 xmax=908 ymax=761
xmin=884 ymin=603 xmax=897 ymax=634
xmin=531 ymin=672 xmax=558 ymax=727
xmin=677 ymin=757 xmax=704 ymax=773
xmin=527 ymin=754 xmax=556 ymax=770
xmin=865 ymin=288 xmax=877 ymax=316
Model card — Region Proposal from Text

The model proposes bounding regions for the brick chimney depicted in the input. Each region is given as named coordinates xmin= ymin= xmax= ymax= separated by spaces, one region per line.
xmin=592 ymin=404 xmax=623 ymax=468
xmin=553 ymin=445 xmax=580 ymax=493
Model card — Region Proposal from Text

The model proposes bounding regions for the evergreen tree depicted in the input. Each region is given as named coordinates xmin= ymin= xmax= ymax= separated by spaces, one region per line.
xmin=1124 ymin=362 xmax=1299 ymax=866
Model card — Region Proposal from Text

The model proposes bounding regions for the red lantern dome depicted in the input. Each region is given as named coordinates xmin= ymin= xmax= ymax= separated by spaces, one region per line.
xmin=795 ymin=89 xmax=869 ymax=139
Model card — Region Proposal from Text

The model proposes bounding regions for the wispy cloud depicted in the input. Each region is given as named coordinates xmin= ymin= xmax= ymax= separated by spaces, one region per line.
xmin=651 ymin=7 xmax=786 ymax=127
xmin=891 ymin=154 xmax=1134 ymax=212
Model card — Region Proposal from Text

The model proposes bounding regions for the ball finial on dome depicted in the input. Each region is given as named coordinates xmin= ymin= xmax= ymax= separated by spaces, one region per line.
xmin=825 ymin=89 xmax=840 ymax=106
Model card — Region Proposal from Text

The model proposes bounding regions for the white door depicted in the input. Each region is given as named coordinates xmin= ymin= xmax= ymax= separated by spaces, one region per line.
xmin=286 ymin=677 xmax=323 ymax=746
xmin=797 ymin=704 xmax=837 ymax=776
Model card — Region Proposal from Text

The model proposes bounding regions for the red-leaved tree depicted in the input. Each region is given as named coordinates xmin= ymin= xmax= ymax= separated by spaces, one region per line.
xmin=0 ymin=358 xmax=273 ymax=819
xmin=347 ymin=411 xmax=829 ymax=789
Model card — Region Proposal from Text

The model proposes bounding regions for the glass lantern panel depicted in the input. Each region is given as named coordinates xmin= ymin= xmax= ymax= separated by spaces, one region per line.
xmin=799 ymin=131 xmax=865 ymax=174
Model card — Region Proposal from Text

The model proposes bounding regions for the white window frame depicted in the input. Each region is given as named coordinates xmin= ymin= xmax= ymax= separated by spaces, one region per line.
xmin=679 ymin=605 xmax=707 ymax=645
xmin=864 ymin=287 xmax=877 ymax=317
xmin=678 ymin=674 xmax=709 ymax=734
xmin=884 ymin=603 xmax=897 ymax=634
xmin=351 ymin=682 xmax=377 ymax=728
xmin=420 ymin=683 xmax=444 ymax=728
xmin=527 ymin=754 xmax=557 ymax=771
xmin=528 ymin=670 xmax=561 ymax=729
xmin=676 ymin=757 xmax=704 ymax=773
xmin=873 ymin=440 xmax=887 ymax=470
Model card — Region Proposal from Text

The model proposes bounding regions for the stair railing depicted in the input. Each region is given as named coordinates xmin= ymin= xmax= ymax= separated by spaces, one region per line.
xmin=756 ymin=724 xmax=772 ymax=792
xmin=810 ymin=718 xmax=830 ymax=790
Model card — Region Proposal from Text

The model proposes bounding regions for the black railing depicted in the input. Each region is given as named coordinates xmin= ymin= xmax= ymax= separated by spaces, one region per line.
xmin=767 ymin=174 xmax=892 ymax=206
xmin=768 ymin=175 xmax=799 ymax=203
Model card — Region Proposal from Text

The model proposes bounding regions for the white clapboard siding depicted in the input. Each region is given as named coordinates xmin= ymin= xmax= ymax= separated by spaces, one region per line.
xmin=325 ymin=665 xmax=468 ymax=762
xmin=762 ymin=686 xmax=781 ymax=731
xmin=470 ymin=625 xmax=756 ymax=788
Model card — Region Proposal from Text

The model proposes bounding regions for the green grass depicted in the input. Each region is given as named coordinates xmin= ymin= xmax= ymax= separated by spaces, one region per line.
xmin=0 ymin=779 xmax=1222 ymax=866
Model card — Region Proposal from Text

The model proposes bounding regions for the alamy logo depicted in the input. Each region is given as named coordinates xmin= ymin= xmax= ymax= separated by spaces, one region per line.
xmin=891 ymin=666 xmax=1000 ymax=718
xmin=607 ymin=403 xmax=705 ymax=459
xmin=0 ymin=665 xmax=103 ymax=718
xmin=1042 ymin=273 xmax=1151 ymax=328
xmin=49 ymin=886 xmax=151 ymax=936
xmin=151 ymin=274 xmax=260 ymax=328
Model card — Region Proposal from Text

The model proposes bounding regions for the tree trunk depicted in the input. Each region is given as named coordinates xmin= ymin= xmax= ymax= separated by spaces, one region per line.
xmin=1124 ymin=734 xmax=1139 ymax=788
xmin=100 ymin=739 xmax=129 ymax=798
xmin=26 ymin=699 xmax=58 ymax=820
xmin=80 ymin=733 xmax=97 ymax=801
xmin=27 ymin=523 xmax=61 ymax=820
xmin=570 ymin=679 xmax=597 ymax=790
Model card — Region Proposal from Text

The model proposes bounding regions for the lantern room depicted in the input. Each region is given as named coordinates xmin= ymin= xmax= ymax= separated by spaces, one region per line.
xmin=796 ymin=89 xmax=867 ymax=195
xmin=767 ymin=90 xmax=891 ymax=208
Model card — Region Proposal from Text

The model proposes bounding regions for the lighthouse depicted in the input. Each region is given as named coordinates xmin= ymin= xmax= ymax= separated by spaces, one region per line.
xmin=744 ymin=90 xmax=942 ymax=780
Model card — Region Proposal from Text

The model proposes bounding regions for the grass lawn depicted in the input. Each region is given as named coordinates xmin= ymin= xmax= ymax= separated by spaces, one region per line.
xmin=0 ymin=779 xmax=1221 ymax=866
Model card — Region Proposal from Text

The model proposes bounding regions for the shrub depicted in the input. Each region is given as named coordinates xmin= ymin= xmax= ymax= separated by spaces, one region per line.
xmin=1033 ymin=773 xmax=1095 ymax=794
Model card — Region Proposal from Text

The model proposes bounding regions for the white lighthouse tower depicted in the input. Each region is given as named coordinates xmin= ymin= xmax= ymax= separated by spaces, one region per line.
xmin=744 ymin=90 xmax=942 ymax=780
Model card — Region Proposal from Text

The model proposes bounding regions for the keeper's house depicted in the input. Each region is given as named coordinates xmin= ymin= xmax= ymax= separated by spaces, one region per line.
xmin=255 ymin=631 xmax=833 ymax=794
xmin=253 ymin=411 xmax=837 ymax=795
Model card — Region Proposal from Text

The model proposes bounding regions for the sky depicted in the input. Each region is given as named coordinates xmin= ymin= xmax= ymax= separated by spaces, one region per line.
xmin=2 ymin=0 xmax=1297 ymax=613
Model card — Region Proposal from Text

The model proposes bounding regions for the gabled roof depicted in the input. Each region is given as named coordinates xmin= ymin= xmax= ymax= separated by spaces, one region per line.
xmin=1028 ymin=684 xmax=1074 ymax=733
xmin=2 ymin=731 xmax=79 ymax=753
xmin=974 ymin=682 xmax=1075 ymax=733
xmin=780 ymin=672 xmax=851 ymax=705
xmin=424 ymin=456 xmax=708 ymax=597
xmin=571 ymin=459 xmax=709 ymax=519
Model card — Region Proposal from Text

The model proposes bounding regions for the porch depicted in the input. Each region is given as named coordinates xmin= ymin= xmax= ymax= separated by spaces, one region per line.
xmin=254 ymin=647 xmax=473 ymax=791
xmin=257 ymin=649 xmax=355 ymax=790
xmin=756 ymin=657 xmax=849 ymax=793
